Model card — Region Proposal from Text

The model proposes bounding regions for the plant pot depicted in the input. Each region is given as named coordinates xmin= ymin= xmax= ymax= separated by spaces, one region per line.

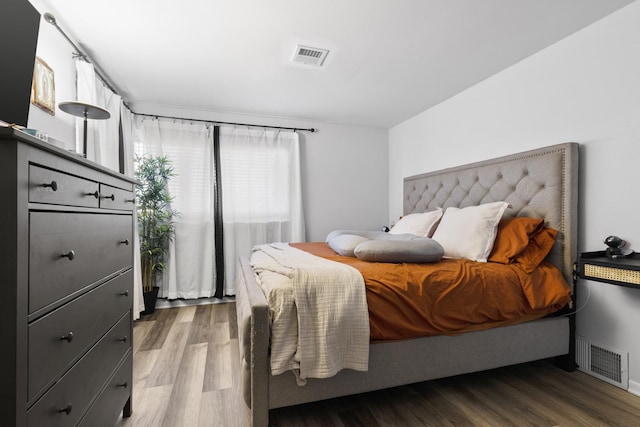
xmin=141 ymin=286 xmax=160 ymax=315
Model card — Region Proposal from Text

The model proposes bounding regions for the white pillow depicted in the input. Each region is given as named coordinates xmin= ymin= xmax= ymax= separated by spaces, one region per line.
xmin=327 ymin=234 xmax=371 ymax=257
xmin=388 ymin=208 xmax=443 ymax=237
xmin=431 ymin=202 xmax=510 ymax=262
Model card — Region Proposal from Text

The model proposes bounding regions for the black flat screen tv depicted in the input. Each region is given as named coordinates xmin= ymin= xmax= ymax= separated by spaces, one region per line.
xmin=0 ymin=0 xmax=41 ymax=127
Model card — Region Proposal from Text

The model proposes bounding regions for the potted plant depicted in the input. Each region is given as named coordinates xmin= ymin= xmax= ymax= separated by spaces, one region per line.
xmin=135 ymin=155 xmax=179 ymax=315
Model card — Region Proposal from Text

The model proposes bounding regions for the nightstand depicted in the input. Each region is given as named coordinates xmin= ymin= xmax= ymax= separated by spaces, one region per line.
xmin=578 ymin=251 xmax=640 ymax=289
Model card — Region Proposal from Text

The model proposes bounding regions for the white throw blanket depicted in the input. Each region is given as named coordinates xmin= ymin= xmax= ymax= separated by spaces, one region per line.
xmin=251 ymin=243 xmax=369 ymax=385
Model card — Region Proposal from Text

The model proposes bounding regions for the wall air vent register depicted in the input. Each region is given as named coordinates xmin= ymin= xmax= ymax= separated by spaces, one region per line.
xmin=576 ymin=336 xmax=628 ymax=390
xmin=292 ymin=45 xmax=329 ymax=67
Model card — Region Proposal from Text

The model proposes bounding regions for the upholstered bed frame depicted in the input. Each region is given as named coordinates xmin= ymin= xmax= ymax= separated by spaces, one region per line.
xmin=235 ymin=142 xmax=579 ymax=427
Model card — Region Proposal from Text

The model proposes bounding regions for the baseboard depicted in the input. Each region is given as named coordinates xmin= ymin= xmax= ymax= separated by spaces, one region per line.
xmin=155 ymin=296 xmax=235 ymax=309
xmin=629 ymin=380 xmax=640 ymax=397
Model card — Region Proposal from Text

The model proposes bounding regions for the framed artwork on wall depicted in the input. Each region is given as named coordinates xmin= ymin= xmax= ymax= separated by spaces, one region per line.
xmin=31 ymin=57 xmax=55 ymax=115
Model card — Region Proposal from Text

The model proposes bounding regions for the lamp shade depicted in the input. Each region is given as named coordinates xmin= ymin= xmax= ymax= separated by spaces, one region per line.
xmin=59 ymin=101 xmax=111 ymax=120
xmin=59 ymin=101 xmax=111 ymax=157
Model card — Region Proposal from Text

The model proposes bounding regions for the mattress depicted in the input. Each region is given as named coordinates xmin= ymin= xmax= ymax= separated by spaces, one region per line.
xmin=252 ymin=241 xmax=571 ymax=377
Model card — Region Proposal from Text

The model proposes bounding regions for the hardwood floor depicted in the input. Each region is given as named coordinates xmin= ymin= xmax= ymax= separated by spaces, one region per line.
xmin=119 ymin=304 xmax=640 ymax=427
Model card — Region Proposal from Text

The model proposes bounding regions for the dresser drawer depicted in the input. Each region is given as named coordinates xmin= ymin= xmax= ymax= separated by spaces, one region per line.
xmin=99 ymin=183 xmax=136 ymax=211
xmin=27 ymin=313 xmax=131 ymax=427
xmin=29 ymin=164 xmax=100 ymax=208
xmin=78 ymin=352 xmax=132 ymax=427
xmin=28 ymin=270 xmax=133 ymax=401
xmin=29 ymin=212 xmax=133 ymax=314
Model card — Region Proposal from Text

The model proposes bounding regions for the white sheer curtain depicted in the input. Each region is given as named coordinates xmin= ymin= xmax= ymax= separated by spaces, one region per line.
xmin=134 ymin=118 xmax=217 ymax=299
xmin=75 ymin=60 xmax=120 ymax=171
xmin=220 ymin=127 xmax=305 ymax=295
xmin=121 ymin=106 xmax=145 ymax=320
xmin=77 ymin=60 xmax=144 ymax=317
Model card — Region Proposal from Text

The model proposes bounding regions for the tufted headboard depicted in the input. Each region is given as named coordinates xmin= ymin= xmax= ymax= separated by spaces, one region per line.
xmin=403 ymin=143 xmax=579 ymax=285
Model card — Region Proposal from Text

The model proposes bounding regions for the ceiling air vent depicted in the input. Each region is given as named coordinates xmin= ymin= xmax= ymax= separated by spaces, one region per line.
xmin=292 ymin=45 xmax=329 ymax=67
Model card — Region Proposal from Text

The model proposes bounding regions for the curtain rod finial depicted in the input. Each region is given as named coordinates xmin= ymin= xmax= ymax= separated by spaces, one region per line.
xmin=44 ymin=12 xmax=57 ymax=25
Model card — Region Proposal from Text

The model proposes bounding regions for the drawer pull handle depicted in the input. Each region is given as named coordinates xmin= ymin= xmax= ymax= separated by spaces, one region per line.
xmin=118 ymin=336 xmax=128 ymax=343
xmin=60 ymin=250 xmax=75 ymax=261
xmin=125 ymin=198 xmax=136 ymax=203
xmin=120 ymin=290 xmax=129 ymax=297
xmin=85 ymin=191 xmax=99 ymax=199
xmin=58 ymin=404 xmax=73 ymax=415
xmin=42 ymin=181 xmax=58 ymax=191
xmin=101 ymin=194 xmax=115 ymax=201
xmin=117 ymin=382 xmax=129 ymax=388
xmin=60 ymin=332 xmax=74 ymax=343
xmin=120 ymin=239 xmax=130 ymax=245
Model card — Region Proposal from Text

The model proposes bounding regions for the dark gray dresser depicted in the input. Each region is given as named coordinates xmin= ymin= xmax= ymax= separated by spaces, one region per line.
xmin=0 ymin=128 xmax=136 ymax=426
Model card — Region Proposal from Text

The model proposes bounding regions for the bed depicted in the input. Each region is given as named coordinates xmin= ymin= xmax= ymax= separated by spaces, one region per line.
xmin=235 ymin=142 xmax=579 ymax=427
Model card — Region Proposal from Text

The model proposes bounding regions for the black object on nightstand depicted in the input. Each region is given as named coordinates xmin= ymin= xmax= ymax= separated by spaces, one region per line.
xmin=578 ymin=251 xmax=640 ymax=289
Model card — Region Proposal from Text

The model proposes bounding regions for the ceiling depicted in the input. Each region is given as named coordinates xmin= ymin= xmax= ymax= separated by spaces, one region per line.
xmin=37 ymin=0 xmax=633 ymax=129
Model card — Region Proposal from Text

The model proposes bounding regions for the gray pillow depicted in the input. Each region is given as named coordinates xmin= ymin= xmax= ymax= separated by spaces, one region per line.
xmin=327 ymin=234 xmax=371 ymax=257
xmin=354 ymin=238 xmax=444 ymax=263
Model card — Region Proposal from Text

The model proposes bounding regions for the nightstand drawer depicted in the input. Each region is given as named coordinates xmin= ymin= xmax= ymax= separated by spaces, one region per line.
xmin=78 ymin=352 xmax=132 ymax=427
xmin=29 ymin=164 xmax=100 ymax=208
xmin=27 ymin=313 xmax=131 ymax=427
xmin=28 ymin=270 xmax=133 ymax=401
xmin=579 ymin=251 xmax=640 ymax=289
xmin=99 ymin=183 xmax=136 ymax=211
xmin=29 ymin=212 xmax=133 ymax=315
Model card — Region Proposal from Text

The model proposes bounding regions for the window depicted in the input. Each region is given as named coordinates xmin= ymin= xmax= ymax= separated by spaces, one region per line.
xmin=220 ymin=131 xmax=295 ymax=223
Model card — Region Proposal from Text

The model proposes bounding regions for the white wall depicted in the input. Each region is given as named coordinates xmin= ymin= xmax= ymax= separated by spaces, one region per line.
xmin=27 ymin=0 xmax=77 ymax=149
xmin=132 ymin=104 xmax=389 ymax=243
xmin=23 ymin=0 xmax=389 ymax=244
xmin=389 ymin=1 xmax=640 ymax=394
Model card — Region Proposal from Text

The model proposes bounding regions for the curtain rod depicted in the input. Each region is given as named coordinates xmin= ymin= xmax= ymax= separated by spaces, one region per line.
xmin=136 ymin=113 xmax=316 ymax=133
xmin=44 ymin=12 xmax=316 ymax=133
xmin=43 ymin=12 xmax=133 ymax=111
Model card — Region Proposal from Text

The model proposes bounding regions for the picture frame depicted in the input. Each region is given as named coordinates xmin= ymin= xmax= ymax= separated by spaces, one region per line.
xmin=32 ymin=57 xmax=55 ymax=115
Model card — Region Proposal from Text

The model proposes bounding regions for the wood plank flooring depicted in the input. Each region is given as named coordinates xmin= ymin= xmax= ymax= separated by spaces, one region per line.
xmin=119 ymin=304 xmax=640 ymax=427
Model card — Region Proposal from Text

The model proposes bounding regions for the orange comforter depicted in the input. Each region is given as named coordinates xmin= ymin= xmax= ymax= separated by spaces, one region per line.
xmin=291 ymin=242 xmax=572 ymax=341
